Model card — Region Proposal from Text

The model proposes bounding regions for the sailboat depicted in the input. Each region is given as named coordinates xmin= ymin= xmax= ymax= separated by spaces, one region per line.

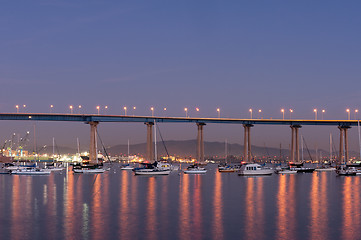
xmin=289 ymin=136 xmax=315 ymax=173
xmin=315 ymin=134 xmax=336 ymax=172
xmin=73 ymin=132 xmax=105 ymax=174
xmin=218 ymin=139 xmax=238 ymax=172
xmin=133 ymin=121 xmax=170 ymax=175
xmin=275 ymin=142 xmax=297 ymax=174
xmin=121 ymin=139 xmax=134 ymax=170
xmin=45 ymin=137 xmax=65 ymax=172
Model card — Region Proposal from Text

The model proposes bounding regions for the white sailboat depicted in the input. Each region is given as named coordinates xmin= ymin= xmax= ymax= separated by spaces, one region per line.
xmin=45 ymin=137 xmax=65 ymax=172
xmin=315 ymin=134 xmax=335 ymax=172
xmin=11 ymin=167 xmax=51 ymax=175
xmin=121 ymin=139 xmax=134 ymax=170
xmin=73 ymin=132 xmax=105 ymax=174
xmin=218 ymin=139 xmax=239 ymax=172
xmin=133 ymin=121 xmax=170 ymax=175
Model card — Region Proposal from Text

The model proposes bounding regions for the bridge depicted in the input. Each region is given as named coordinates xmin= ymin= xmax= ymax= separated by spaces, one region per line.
xmin=0 ymin=113 xmax=358 ymax=164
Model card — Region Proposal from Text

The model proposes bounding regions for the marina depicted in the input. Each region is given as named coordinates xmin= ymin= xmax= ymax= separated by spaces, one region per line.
xmin=0 ymin=163 xmax=360 ymax=240
xmin=2 ymin=1 xmax=361 ymax=239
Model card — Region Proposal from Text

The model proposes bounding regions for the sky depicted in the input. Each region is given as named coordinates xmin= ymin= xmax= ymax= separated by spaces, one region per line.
xmin=1 ymin=0 xmax=361 ymax=152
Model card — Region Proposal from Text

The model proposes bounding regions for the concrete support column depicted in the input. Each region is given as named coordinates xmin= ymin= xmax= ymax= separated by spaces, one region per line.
xmin=247 ymin=126 xmax=252 ymax=162
xmin=243 ymin=125 xmax=248 ymax=161
xmin=196 ymin=123 xmax=206 ymax=162
xmin=290 ymin=125 xmax=302 ymax=162
xmin=344 ymin=127 xmax=350 ymax=163
xmin=89 ymin=121 xmax=99 ymax=163
xmin=145 ymin=122 xmax=154 ymax=161
xmin=295 ymin=127 xmax=300 ymax=162
xmin=290 ymin=126 xmax=295 ymax=162
xmin=243 ymin=124 xmax=254 ymax=162
xmin=338 ymin=126 xmax=344 ymax=164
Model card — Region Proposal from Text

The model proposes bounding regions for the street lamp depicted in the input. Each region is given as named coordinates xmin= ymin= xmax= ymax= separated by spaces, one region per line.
xmin=289 ymin=109 xmax=293 ymax=119
xmin=133 ymin=106 xmax=136 ymax=116
xmin=281 ymin=109 xmax=284 ymax=120
xmin=70 ymin=105 xmax=73 ymax=114
xmin=151 ymin=107 xmax=154 ymax=117
xmin=258 ymin=109 xmax=262 ymax=119
xmin=346 ymin=108 xmax=350 ymax=120
xmin=123 ymin=107 xmax=127 ymax=115
xmin=322 ymin=109 xmax=325 ymax=120
xmin=249 ymin=109 xmax=253 ymax=119
xmin=23 ymin=105 xmax=26 ymax=112
xmin=15 ymin=105 xmax=19 ymax=113
xmin=78 ymin=105 xmax=82 ymax=113
xmin=217 ymin=108 xmax=220 ymax=118
xmin=96 ymin=106 xmax=100 ymax=115
xmin=50 ymin=105 xmax=54 ymax=113
xmin=184 ymin=108 xmax=188 ymax=118
xmin=355 ymin=109 xmax=359 ymax=120
xmin=313 ymin=109 xmax=317 ymax=120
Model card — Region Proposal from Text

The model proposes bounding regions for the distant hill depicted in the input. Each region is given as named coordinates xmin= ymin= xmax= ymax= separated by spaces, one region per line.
xmin=27 ymin=139 xmax=359 ymax=160
xmin=105 ymin=139 xmax=354 ymax=159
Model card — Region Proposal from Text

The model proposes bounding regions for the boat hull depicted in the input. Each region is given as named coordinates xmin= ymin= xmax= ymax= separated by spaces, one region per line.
xmin=120 ymin=166 xmax=134 ymax=170
xmin=11 ymin=169 xmax=51 ymax=175
xmin=218 ymin=169 xmax=237 ymax=172
xmin=184 ymin=169 xmax=207 ymax=174
xmin=238 ymin=170 xmax=273 ymax=176
xmin=134 ymin=170 xmax=170 ymax=175
xmin=290 ymin=168 xmax=315 ymax=173
xmin=73 ymin=169 xmax=105 ymax=173
xmin=276 ymin=170 xmax=297 ymax=174
xmin=315 ymin=168 xmax=336 ymax=172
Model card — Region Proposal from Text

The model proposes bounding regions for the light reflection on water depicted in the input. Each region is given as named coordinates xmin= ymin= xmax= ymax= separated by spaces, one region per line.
xmin=2 ymin=164 xmax=361 ymax=240
xmin=342 ymin=176 xmax=361 ymax=240
xmin=212 ymin=171 xmax=223 ymax=239
xmin=277 ymin=174 xmax=296 ymax=240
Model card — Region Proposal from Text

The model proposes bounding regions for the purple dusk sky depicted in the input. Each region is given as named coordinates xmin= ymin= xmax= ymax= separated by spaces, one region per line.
xmin=1 ymin=1 xmax=361 ymax=152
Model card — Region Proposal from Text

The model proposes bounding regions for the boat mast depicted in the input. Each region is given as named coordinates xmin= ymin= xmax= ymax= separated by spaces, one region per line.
xmin=301 ymin=135 xmax=304 ymax=161
xmin=330 ymin=133 xmax=332 ymax=161
xmin=95 ymin=130 xmax=98 ymax=164
xmin=52 ymin=137 xmax=55 ymax=160
xmin=127 ymin=139 xmax=130 ymax=163
xmin=77 ymin=137 xmax=80 ymax=156
xmin=225 ymin=139 xmax=228 ymax=164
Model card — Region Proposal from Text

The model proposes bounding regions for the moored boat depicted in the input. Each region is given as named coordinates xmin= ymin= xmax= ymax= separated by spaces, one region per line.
xmin=73 ymin=163 xmax=106 ymax=174
xmin=218 ymin=165 xmax=239 ymax=172
xmin=238 ymin=163 xmax=273 ymax=176
xmin=73 ymin=168 xmax=106 ymax=173
xmin=289 ymin=162 xmax=315 ymax=173
xmin=275 ymin=168 xmax=297 ymax=174
xmin=11 ymin=167 xmax=51 ymax=175
xmin=120 ymin=164 xmax=134 ymax=170
xmin=133 ymin=161 xmax=170 ymax=175
xmin=336 ymin=165 xmax=361 ymax=176
xmin=184 ymin=164 xmax=207 ymax=174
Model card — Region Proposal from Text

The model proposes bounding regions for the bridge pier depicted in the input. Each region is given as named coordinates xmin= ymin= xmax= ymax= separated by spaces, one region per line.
xmin=338 ymin=126 xmax=350 ymax=164
xmin=89 ymin=121 xmax=99 ymax=163
xmin=196 ymin=123 xmax=206 ymax=162
xmin=145 ymin=122 xmax=154 ymax=161
xmin=243 ymin=124 xmax=253 ymax=162
xmin=290 ymin=125 xmax=302 ymax=162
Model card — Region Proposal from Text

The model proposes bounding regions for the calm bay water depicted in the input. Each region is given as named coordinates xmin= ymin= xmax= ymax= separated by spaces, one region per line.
xmin=0 ymin=164 xmax=360 ymax=240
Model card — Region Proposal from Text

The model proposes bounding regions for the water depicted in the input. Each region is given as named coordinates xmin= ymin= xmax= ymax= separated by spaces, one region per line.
xmin=0 ymin=164 xmax=360 ymax=240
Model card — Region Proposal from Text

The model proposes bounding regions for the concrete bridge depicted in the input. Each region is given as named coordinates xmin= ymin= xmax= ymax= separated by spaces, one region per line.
xmin=0 ymin=113 xmax=358 ymax=163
